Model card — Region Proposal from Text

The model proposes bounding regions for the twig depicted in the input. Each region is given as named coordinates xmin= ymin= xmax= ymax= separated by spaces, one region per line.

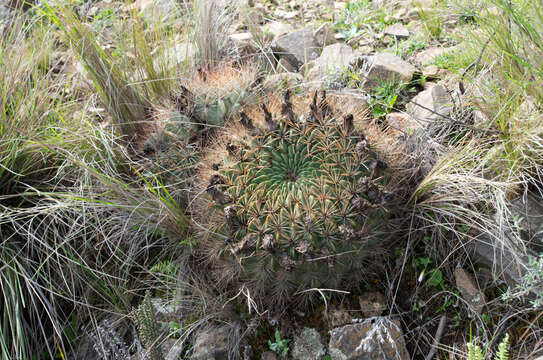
xmin=461 ymin=32 xmax=495 ymax=79
xmin=425 ymin=315 xmax=447 ymax=360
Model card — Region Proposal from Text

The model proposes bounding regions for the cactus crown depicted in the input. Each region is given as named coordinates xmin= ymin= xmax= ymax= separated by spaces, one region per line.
xmin=198 ymin=91 xmax=392 ymax=308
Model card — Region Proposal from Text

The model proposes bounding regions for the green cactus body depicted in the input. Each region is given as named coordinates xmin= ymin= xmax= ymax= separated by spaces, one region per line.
xmin=198 ymin=92 xmax=391 ymax=307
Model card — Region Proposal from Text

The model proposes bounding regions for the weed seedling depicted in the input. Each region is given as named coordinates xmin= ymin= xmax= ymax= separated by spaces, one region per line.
xmin=268 ymin=329 xmax=290 ymax=358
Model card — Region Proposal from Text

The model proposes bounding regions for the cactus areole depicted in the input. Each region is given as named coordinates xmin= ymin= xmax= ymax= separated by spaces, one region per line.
xmin=199 ymin=91 xmax=392 ymax=307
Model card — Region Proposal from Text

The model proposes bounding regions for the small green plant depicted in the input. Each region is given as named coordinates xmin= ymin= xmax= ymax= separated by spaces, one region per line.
xmin=369 ymin=80 xmax=406 ymax=118
xmin=333 ymin=0 xmax=392 ymax=40
xmin=395 ymin=39 xmax=428 ymax=59
xmin=467 ymin=333 xmax=510 ymax=360
xmin=418 ymin=5 xmax=442 ymax=40
xmin=268 ymin=329 xmax=290 ymax=358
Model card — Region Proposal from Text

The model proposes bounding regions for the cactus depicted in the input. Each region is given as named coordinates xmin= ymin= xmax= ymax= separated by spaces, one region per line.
xmin=196 ymin=91 xmax=394 ymax=308
xmin=135 ymin=291 xmax=164 ymax=360
xmin=168 ymin=66 xmax=260 ymax=142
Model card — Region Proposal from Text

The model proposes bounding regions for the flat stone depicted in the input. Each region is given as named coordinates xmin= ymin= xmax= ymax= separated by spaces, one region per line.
xmin=454 ymin=268 xmax=486 ymax=314
xmin=510 ymin=194 xmax=543 ymax=241
xmin=307 ymin=43 xmax=361 ymax=80
xmin=292 ymin=328 xmax=325 ymax=360
xmin=261 ymin=351 xmax=279 ymax=360
xmin=229 ymin=32 xmax=253 ymax=43
xmin=384 ymin=23 xmax=410 ymax=39
xmin=314 ymin=23 xmax=336 ymax=47
xmin=263 ymin=72 xmax=303 ymax=90
xmin=415 ymin=47 xmax=448 ymax=65
xmin=154 ymin=42 xmax=195 ymax=73
xmin=128 ymin=0 xmax=181 ymax=22
xmin=191 ymin=326 xmax=231 ymax=360
xmin=274 ymin=9 xmax=298 ymax=19
xmin=335 ymin=33 xmax=346 ymax=41
xmin=472 ymin=233 xmax=530 ymax=288
xmin=273 ymin=28 xmax=321 ymax=69
xmin=422 ymin=65 xmax=440 ymax=78
xmin=387 ymin=112 xmax=419 ymax=134
xmin=361 ymin=53 xmax=417 ymax=91
xmin=406 ymin=84 xmax=451 ymax=124
xmin=261 ymin=21 xmax=294 ymax=39
xmin=329 ymin=317 xmax=410 ymax=360
xmin=277 ymin=57 xmax=298 ymax=73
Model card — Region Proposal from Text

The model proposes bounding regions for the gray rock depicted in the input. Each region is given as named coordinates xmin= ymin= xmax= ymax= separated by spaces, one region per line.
xmin=191 ymin=326 xmax=232 ymax=360
xmin=329 ymin=317 xmax=410 ymax=360
xmin=263 ymin=72 xmax=303 ymax=90
xmin=415 ymin=47 xmax=448 ymax=65
xmin=314 ymin=23 xmax=336 ymax=47
xmin=307 ymin=43 xmax=361 ymax=81
xmin=261 ymin=21 xmax=294 ymax=40
xmin=261 ymin=351 xmax=279 ymax=360
xmin=361 ymin=53 xmax=417 ymax=91
xmin=406 ymin=84 xmax=451 ymax=124
xmin=510 ymin=193 xmax=543 ymax=241
xmin=164 ymin=338 xmax=185 ymax=360
xmin=386 ymin=112 xmax=419 ymax=135
xmin=277 ymin=57 xmax=298 ymax=73
xmin=292 ymin=328 xmax=325 ymax=360
xmin=273 ymin=9 xmax=297 ymax=19
xmin=454 ymin=268 xmax=486 ymax=314
xmin=383 ymin=23 xmax=410 ymax=39
xmin=273 ymin=28 xmax=321 ymax=70
xmin=154 ymin=42 xmax=195 ymax=73
xmin=135 ymin=0 xmax=181 ymax=23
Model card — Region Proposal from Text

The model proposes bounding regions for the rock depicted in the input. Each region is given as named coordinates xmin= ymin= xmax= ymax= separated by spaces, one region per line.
xmin=361 ymin=53 xmax=417 ymax=92
xmin=164 ymin=338 xmax=185 ymax=360
xmin=406 ymin=84 xmax=451 ymax=124
xmin=263 ymin=72 xmax=303 ymax=90
xmin=358 ymin=292 xmax=387 ymax=317
xmin=229 ymin=32 xmax=255 ymax=54
xmin=307 ymin=43 xmax=361 ymax=80
xmin=335 ymin=33 xmax=346 ymax=41
xmin=277 ymin=57 xmax=298 ymax=73
xmin=291 ymin=328 xmax=325 ymax=360
xmin=387 ymin=112 xmax=419 ymax=134
xmin=472 ymin=233 xmax=531 ymax=288
xmin=329 ymin=317 xmax=410 ymax=360
xmin=454 ymin=268 xmax=486 ymax=314
xmin=230 ymin=32 xmax=253 ymax=43
xmin=335 ymin=2 xmax=347 ymax=10
xmin=272 ymin=28 xmax=321 ymax=70
xmin=273 ymin=9 xmax=298 ymax=19
xmin=261 ymin=21 xmax=294 ymax=40
xmin=155 ymin=42 xmax=195 ymax=73
xmin=510 ymin=194 xmax=543 ymax=241
xmin=422 ymin=65 xmax=440 ymax=78
xmin=383 ymin=23 xmax=410 ymax=39
xmin=191 ymin=326 xmax=232 ymax=360
xmin=327 ymin=89 xmax=370 ymax=124
xmin=261 ymin=351 xmax=279 ymax=360
xmin=326 ymin=309 xmax=352 ymax=328
xmin=313 ymin=23 xmax=336 ymax=47
xmin=243 ymin=9 xmax=263 ymax=26
xmin=415 ymin=47 xmax=448 ymax=65
xmin=129 ymin=0 xmax=181 ymax=23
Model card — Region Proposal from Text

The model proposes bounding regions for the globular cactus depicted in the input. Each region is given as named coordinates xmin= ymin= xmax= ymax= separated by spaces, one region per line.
xmin=167 ymin=66 xmax=260 ymax=142
xmin=195 ymin=90 xmax=394 ymax=309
